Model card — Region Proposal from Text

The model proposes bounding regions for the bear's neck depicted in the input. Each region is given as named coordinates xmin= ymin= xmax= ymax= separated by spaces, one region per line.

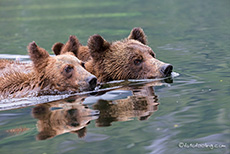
xmin=85 ymin=59 xmax=112 ymax=82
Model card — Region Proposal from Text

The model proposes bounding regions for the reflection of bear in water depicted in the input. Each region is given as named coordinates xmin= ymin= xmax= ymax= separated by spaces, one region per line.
xmin=32 ymin=97 xmax=99 ymax=140
xmin=32 ymin=80 xmax=169 ymax=140
xmin=93 ymin=83 xmax=159 ymax=127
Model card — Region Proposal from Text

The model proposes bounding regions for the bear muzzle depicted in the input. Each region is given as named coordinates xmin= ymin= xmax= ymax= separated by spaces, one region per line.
xmin=86 ymin=75 xmax=97 ymax=91
xmin=160 ymin=64 xmax=173 ymax=77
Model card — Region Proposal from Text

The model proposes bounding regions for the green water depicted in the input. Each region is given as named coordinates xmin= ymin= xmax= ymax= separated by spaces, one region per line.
xmin=0 ymin=0 xmax=230 ymax=154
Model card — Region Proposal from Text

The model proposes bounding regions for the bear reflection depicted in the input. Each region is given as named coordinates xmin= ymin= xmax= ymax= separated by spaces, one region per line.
xmin=32 ymin=97 xmax=99 ymax=140
xmin=93 ymin=83 xmax=160 ymax=127
xmin=32 ymin=79 xmax=170 ymax=140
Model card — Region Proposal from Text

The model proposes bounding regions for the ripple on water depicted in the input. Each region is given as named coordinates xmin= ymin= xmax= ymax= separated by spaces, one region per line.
xmin=0 ymin=95 xmax=71 ymax=111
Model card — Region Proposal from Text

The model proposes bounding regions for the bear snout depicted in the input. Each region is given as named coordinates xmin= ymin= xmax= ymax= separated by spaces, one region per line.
xmin=160 ymin=64 xmax=173 ymax=77
xmin=86 ymin=76 xmax=97 ymax=91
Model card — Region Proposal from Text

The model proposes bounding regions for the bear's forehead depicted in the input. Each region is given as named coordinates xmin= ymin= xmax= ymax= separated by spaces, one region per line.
xmin=55 ymin=54 xmax=81 ymax=64
xmin=127 ymin=43 xmax=150 ymax=50
xmin=122 ymin=40 xmax=154 ymax=54
xmin=115 ymin=40 xmax=151 ymax=50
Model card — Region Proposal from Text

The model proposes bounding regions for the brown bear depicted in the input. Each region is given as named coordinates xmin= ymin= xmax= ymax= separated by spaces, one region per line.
xmin=32 ymin=96 xmax=99 ymax=140
xmin=0 ymin=41 xmax=97 ymax=99
xmin=52 ymin=27 xmax=173 ymax=82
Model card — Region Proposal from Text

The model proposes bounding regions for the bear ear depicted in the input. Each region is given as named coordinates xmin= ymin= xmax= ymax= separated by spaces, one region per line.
xmin=52 ymin=42 xmax=64 ymax=55
xmin=61 ymin=35 xmax=80 ymax=57
xmin=28 ymin=41 xmax=50 ymax=70
xmin=128 ymin=27 xmax=147 ymax=45
xmin=87 ymin=34 xmax=110 ymax=59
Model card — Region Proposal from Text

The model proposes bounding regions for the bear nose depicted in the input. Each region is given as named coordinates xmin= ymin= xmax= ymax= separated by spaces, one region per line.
xmin=161 ymin=64 xmax=173 ymax=77
xmin=87 ymin=76 xmax=97 ymax=90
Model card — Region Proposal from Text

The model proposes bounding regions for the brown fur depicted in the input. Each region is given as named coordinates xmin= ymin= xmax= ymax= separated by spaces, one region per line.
xmin=0 ymin=59 xmax=17 ymax=70
xmin=32 ymin=97 xmax=99 ymax=140
xmin=52 ymin=35 xmax=91 ymax=62
xmin=0 ymin=42 xmax=97 ymax=99
xmin=0 ymin=59 xmax=32 ymax=77
xmin=52 ymin=27 xmax=173 ymax=82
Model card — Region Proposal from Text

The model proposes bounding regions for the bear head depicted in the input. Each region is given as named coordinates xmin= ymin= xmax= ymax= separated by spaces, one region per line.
xmin=86 ymin=27 xmax=173 ymax=82
xmin=28 ymin=41 xmax=97 ymax=93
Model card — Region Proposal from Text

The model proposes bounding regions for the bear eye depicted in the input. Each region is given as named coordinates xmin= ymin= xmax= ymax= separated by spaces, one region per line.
xmin=63 ymin=65 xmax=74 ymax=78
xmin=65 ymin=65 xmax=74 ymax=73
xmin=134 ymin=59 xmax=142 ymax=66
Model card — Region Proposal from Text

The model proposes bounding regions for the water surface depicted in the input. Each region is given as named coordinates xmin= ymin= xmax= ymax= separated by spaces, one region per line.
xmin=0 ymin=0 xmax=229 ymax=154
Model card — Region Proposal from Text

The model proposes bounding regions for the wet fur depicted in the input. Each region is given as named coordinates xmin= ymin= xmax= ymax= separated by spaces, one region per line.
xmin=0 ymin=42 xmax=95 ymax=99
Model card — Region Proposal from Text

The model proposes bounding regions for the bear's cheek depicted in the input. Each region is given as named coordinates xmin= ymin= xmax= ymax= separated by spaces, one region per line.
xmin=61 ymin=69 xmax=88 ymax=91
xmin=69 ymin=75 xmax=94 ymax=92
xmin=64 ymin=78 xmax=80 ymax=90
xmin=54 ymin=83 xmax=68 ymax=91
xmin=53 ymin=77 xmax=78 ymax=91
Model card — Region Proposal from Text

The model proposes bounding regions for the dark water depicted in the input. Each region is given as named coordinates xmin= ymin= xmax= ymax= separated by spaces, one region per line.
xmin=0 ymin=0 xmax=230 ymax=154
